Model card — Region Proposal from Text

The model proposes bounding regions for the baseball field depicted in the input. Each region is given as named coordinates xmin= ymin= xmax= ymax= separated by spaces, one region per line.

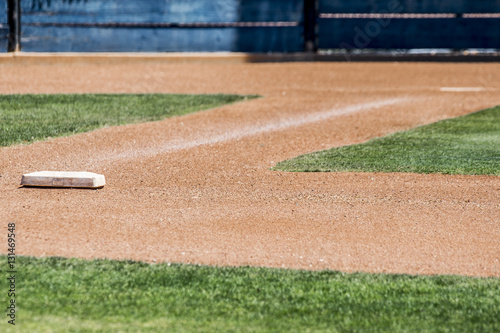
xmin=0 ymin=56 xmax=499 ymax=331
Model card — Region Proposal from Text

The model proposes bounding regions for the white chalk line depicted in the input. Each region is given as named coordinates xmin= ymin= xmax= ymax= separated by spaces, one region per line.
xmin=439 ymin=87 xmax=491 ymax=92
xmin=98 ymin=97 xmax=411 ymax=163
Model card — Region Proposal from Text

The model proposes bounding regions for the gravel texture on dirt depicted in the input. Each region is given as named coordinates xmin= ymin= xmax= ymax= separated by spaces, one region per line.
xmin=1 ymin=59 xmax=499 ymax=277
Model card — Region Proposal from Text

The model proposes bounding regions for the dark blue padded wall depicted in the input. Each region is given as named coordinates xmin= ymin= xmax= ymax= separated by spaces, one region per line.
xmin=6 ymin=0 xmax=500 ymax=53
xmin=0 ymin=0 xmax=7 ymax=52
xmin=20 ymin=0 xmax=304 ymax=52
xmin=319 ymin=0 xmax=500 ymax=13
xmin=318 ymin=0 xmax=500 ymax=50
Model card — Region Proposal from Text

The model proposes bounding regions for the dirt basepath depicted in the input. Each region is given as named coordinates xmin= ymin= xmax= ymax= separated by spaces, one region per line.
xmin=1 ymin=59 xmax=499 ymax=277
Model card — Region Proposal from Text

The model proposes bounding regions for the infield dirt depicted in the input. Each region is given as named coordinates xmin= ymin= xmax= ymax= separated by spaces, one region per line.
xmin=1 ymin=58 xmax=499 ymax=277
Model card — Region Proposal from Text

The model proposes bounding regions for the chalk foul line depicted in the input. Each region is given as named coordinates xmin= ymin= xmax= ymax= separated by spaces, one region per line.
xmin=105 ymin=97 xmax=411 ymax=162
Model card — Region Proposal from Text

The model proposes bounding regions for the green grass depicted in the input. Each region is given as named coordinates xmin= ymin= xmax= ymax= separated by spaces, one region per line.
xmin=1 ymin=256 xmax=498 ymax=332
xmin=273 ymin=106 xmax=500 ymax=175
xmin=0 ymin=94 xmax=256 ymax=147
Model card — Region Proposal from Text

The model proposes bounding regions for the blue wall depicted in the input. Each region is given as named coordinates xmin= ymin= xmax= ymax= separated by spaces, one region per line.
xmin=1 ymin=0 xmax=499 ymax=52
xmin=0 ymin=0 xmax=7 ymax=52
xmin=319 ymin=0 xmax=500 ymax=13
xmin=20 ymin=0 xmax=304 ymax=52
xmin=318 ymin=0 xmax=500 ymax=50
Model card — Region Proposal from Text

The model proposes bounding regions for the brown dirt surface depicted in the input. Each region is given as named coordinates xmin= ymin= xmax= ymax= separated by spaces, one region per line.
xmin=1 ymin=58 xmax=499 ymax=277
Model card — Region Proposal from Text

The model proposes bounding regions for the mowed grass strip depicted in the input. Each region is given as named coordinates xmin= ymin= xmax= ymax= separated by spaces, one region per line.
xmin=0 ymin=94 xmax=256 ymax=147
xmin=273 ymin=106 xmax=500 ymax=175
xmin=1 ymin=256 xmax=499 ymax=332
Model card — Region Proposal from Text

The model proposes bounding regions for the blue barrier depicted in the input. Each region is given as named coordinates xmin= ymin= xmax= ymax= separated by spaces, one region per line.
xmin=318 ymin=0 xmax=500 ymax=50
xmin=0 ymin=0 xmax=7 ymax=52
xmin=319 ymin=0 xmax=500 ymax=14
xmin=1 ymin=1 xmax=499 ymax=53
xmin=20 ymin=0 xmax=304 ymax=52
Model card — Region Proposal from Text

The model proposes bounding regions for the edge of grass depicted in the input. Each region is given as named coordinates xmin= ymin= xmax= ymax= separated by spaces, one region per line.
xmin=1 ymin=256 xmax=499 ymax=332
xmin=273 ymin=105 xmax=500 ymax=175
xmin=0 ymin=93 xmax=260 ymax=147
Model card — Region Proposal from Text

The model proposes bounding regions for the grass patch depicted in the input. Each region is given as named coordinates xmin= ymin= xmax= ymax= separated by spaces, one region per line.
xmin=1 ymin=256 xmax=499 ymax=332
xmin=0 ymin=94 xmax=256 ymax=147
xmin=273 ymin=106 xmax=500 ymax=175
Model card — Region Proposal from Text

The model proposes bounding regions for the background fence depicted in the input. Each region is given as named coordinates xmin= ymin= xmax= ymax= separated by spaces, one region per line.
xmin=0 ymin=0 xmax=7 ymax=52
xmin=1 ymin=0 xmax=500 ymax=53
xmin=318 ymin=0 xmax=500 ymax=50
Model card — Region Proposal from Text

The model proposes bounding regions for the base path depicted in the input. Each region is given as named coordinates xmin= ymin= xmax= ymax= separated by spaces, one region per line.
xmin=1 ymin=58 xmax=499 ymax=277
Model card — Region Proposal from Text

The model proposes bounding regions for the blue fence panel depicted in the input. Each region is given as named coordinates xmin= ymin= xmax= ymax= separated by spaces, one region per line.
xmin=318 ymin=0 xmax=500 ymax=50
xmin=21 ymin=0 xmax=304 ymax=52
xmin=21 ymin=26 xmax=304 ymax=52
xmin=0 ymin=0 xmax=7 ymax=52
xmin=319 ymin=18 xmax=500 ymax=50
xmin=319 ymin=0 xmax=500 ymax=14
xmin=22 ymin=0 xmax=303 ymax=23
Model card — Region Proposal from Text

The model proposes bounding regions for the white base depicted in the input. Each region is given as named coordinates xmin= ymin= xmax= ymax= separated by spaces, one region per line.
xmin=21 ymin=171 xmax=105 ymax=189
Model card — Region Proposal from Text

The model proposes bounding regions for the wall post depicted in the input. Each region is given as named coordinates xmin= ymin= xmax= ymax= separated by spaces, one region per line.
xmin=7 ymin=0 xmax=20 ymax=52
xmin=303 ymin=0 xmax=317 ymax=52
